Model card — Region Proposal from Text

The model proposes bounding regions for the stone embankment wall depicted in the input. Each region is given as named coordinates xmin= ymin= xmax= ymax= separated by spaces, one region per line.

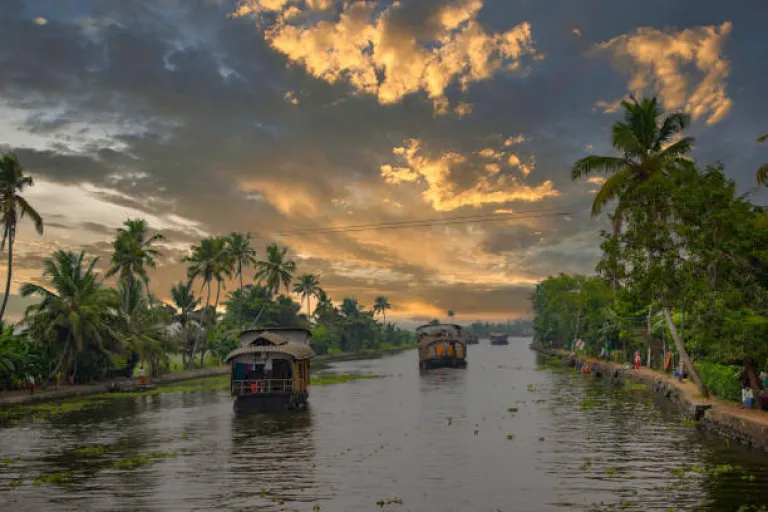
xmin=534 ymin=346 xmax=768 ymax=452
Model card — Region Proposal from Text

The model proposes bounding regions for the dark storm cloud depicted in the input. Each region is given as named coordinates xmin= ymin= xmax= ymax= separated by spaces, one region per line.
xmin=1 ymin=0 xmax=766 ymax=321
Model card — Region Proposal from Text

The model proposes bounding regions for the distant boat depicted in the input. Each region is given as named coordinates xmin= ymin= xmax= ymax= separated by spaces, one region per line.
xmin=417 ymin=323 xmax=467 ymax=370
xmin=489 ymin=332 xmax=509 ymax=345
xmin=225 ymin=327 xmax=314 ymax=412
xmin=465 ymin=332 xmax=479 ymax=344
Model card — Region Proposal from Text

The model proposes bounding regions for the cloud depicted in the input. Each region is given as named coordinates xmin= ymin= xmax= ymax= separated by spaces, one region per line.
xmin=380 ymin=138 xmax=557 ymax=211
xmin=596 ymin=22 xmax=733 ymax=125
xmin=233 ymin=0 xmax=537 ymax=114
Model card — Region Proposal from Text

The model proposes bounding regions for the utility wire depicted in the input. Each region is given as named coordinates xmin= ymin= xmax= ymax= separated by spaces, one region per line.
xmin=274 ymin=210 xmax=572 ymax=237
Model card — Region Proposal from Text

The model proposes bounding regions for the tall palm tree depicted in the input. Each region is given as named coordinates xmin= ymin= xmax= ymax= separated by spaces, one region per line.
xmin=571 ymin=96 xmax=694 ymax=231
xmin=373 ymin=296 xmax=392 ymax=325
xmin=226 ymin=232 xmax=257 ymax=323
xmin=114 ymin=278 xmax=173 ymax=377
xmin=20 ymin=251 xmax=119 ymax=383
xmin=447 ymin=310 xmax=455 ymax=322
xmin=572 ymin=96 xmax=706 ymax=398
xmin=254 ymin=242 xmax=296 ymax=297
xmin=170 ymin=280 xmax=200 ymax=329
xmin=183 ymin=236 xmax=231 ymax=367
xmin=292 ymin=274 xmax=322 ymax=318
xmin=0 ymin=152 xmax=44 ymax=322
xmin=757 ymin=135 xmax=768 ymax=185
xmin=341 ymin=297 xmax=362 ymax=317
xmin=107 ymin=219 xmax=164 ymax=306
xmin=170 ymin=280 xmax=200 ymax=367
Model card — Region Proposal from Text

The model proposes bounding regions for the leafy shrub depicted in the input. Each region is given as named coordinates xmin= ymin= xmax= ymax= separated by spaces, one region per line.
xmin=695 ymin=361 xmax=742 ymax=402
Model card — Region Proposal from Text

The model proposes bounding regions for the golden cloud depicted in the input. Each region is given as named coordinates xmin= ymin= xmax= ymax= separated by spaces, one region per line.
xmin=597 ymin=22 xmax=732 ymax=125
xmin=239 ymin=179 xmax=321 ymax=216
xmin=381 ymin=139 xmax=557 ymax=211
xmin=234 ymin=0 xmax=537 ymax=115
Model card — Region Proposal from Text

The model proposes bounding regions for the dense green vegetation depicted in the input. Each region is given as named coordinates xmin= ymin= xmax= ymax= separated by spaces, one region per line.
xmin=467 ymin=320 xmax=533 ymax=337
xmin=532 ymin=96 xmax=768 ymax=400
xmin=0 ymin=155 xmax=414 ymax=389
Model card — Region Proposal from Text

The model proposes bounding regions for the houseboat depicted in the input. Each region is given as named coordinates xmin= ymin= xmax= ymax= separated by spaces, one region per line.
xmin=465 ymin=332 xmax=479 ymax=344
xmin=489 ymin=332 xmax=509 ymax=345
xmin=225 ymin=327 xmax=314 ymax=412
xmin=417 ymin=323 xmax=467 ymax=370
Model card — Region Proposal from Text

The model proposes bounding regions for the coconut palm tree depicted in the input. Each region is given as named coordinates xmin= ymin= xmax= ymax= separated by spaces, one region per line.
xmin=226 ymin=232 xmax=257 ymax=323
xmin=757 ymin=135 xmax=768 ymax=185
xmin=107 ymin=219 xmax=164 ymax=307
xmin=183 ymin=236 xmax=231 ymax=367
xmin=571 ymin=96 xmax=694 ymax=231
xmin=20 ymin=251 xmax=119 ymax=383
xmin=114 ymin=278 xmax=174 ymax=377
xmin=292 ymin=274 xmax=322 ymax=319
xmin=170 ymin=280 xmax=200 ymax=367
xmin=447 ymin=310 xmax=455 ymax=322
xmin=373 ymin=296 xmax=392 ymax=325
xmin=0 ymin=152 xmax=44 ymax=322
xmin=573 ymin=96 xmax=706 ymax=398
xmin=254 ymin=242 xmax=296 ymax=297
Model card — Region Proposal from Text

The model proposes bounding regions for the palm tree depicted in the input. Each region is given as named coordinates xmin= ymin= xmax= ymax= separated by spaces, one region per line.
xmin=170 ymin=281 xmax=200 ymax=329
xmin=571 ymin=96 xmax=694 ymax=231
xmin=114 ymin=278 xmax=174 ymax=377
xmin=0 ymin=152 xmax=44 ymax=322
xmin=292 ymin=274 xmax=322 ymax=318
xmin=226 ymin=232 xmax=257 ymax=323
xmin=373 ymin=296 xmax=392 ymax=325
xmin=341 ymin=297 xmax=362 ymax=317
xmin=183 ymin=236 xmax=231 ymax=367
xmin=20 ymin=251 xmax=119 ymax=383
xmin=757 ymin=135 xmax=768 ymax=185
xmin=572 ymin=96 xmax=707 ymax=398
xmin=170 ymin=280 xmax=201 ymax=368
xmin=254 ymin=242 xmax=296 ymax=297
xmin=447 ymin=310 xmax=455 ymax=322
xmin=106 ymin=219 xmax=164 ymax=306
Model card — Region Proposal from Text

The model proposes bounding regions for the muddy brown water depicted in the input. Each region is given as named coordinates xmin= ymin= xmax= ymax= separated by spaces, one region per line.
xmin=2 ymin=339 xmax=768 ymax=511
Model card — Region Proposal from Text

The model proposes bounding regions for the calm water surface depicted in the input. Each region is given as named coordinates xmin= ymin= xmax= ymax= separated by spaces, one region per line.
xmin=2 ymin=339 xmax=768 ymax=511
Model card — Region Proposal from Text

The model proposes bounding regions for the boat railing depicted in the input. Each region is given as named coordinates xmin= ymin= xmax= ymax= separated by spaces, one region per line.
xmin=231 ymin=379 xmax=293 ymax=395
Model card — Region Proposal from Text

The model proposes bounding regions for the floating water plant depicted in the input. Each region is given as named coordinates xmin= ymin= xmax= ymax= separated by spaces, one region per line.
xmin=310 ymin=374 xmax=383 ymax=386
xmin=506 ymin=434 xmax=515 ymax=440
xmin=507 ymin=407 xmax=518 ymax=413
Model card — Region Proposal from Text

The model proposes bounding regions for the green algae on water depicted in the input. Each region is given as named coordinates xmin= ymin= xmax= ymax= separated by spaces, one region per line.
xmin=310 ymin=373 xmax=383 ymax=386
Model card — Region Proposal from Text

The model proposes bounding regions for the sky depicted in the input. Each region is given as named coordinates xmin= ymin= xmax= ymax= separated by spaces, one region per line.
xmin=0 ymin=0 xmax=766 ymax=325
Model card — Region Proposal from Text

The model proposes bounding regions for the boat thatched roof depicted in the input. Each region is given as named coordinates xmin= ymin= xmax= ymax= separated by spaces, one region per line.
xmin=225 ymin=344 xmax=315 ymax=363
xmin=418 ymin=335 xmax=465 ymax=348
xmin=416 ymin=323 xmax=462 ymax=332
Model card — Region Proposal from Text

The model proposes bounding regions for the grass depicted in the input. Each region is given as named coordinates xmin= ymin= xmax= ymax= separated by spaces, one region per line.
xmin=310 ymin=373 xmax=383 ymax=386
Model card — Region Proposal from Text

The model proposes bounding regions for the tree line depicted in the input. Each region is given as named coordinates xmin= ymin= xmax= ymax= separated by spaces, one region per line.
xmin=532 ymin=96 xmax=768 ymax=402
xmin=0 ymin=153 xmax=413 ymax=389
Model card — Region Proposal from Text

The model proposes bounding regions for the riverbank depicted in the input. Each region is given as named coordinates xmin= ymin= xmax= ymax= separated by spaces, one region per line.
xmin=0 ymin=346 xmax=415 ymax=409
xmin=532 ymin=345 xmax=768 ymax=452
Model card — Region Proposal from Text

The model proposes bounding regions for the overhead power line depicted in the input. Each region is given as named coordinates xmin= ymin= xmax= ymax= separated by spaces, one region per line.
xmin=274 ymin=209 xmax=573 ymax=237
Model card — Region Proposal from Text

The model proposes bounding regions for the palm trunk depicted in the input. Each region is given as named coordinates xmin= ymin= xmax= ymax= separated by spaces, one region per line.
xmin=189 ymin=280 xmax=211 ymax=369
xmin=306 ymin=294 xmax=311 ymax=319
xmin=663 ymin=307 xmax=708 ymax=398
xmin=0 ymin=227 xmax=15 ymax=322
xmin=200 ymin=280 xmax=221 ymax=368
xmin=238 ymin=265 xmax=244 ymax=326
xmin=744 ymin=359 xmax=762 ymax=393
xmin=383 ymin=311 xmax=386 ymax=326
xmin=46 ymin=337 xmax=71 ymax=384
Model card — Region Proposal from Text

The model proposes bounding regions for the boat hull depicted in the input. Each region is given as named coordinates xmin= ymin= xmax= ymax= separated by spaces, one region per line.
xmin=233 ymin=391 xmax=308 ymax=413
xmin=420 ymin=357 xmax=468 ymax=370
xmin=490 ymin=340 xmax=509 ymax=345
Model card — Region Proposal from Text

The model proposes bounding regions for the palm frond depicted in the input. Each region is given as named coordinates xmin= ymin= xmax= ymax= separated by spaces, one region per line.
xmin=571 ymin=156 xmax=628 ymax=181
xmin=591 ymin=168 xmax=633 ymax=217
xmin=758 ymin=164 xmax=768 ymax=186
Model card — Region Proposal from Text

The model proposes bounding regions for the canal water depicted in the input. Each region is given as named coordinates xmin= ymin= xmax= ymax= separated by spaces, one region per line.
xmin=2 ymin=339 xmax=768 ymax=511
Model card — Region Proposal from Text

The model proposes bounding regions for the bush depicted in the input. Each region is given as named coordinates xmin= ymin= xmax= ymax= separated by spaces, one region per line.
xmin=695 ymin=361 xmax=742 ymax=402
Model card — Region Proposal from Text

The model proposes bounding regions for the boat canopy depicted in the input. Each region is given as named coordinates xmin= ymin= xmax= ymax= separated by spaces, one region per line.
xmin=227 ymin=329 xmax=315 ymax=363
xmin=239 ymin=327 xmax=312 ymax=347
xmin=416 ymin=324 xmax=463 ymax=337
